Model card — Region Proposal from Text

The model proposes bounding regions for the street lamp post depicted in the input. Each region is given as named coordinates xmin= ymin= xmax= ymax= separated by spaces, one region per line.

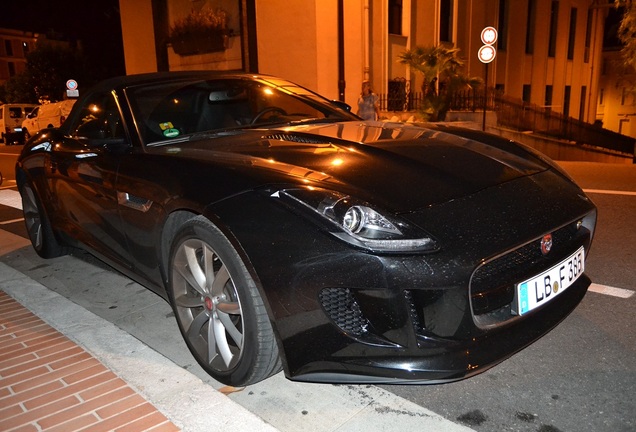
xmin=337 ymin=0 xmax=346 ymax=102
xmin=478 ymin=27 xmax=497 ymax=131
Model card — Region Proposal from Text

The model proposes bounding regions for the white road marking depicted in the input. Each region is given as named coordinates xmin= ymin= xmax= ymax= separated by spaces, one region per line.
xmin=0 ymin=181 xmax=18 ymax=189
xmin=589 ymin=283 xmax=634 ymax=299
xmin=0 ymin=189 xmax=22 ymax=210
xmin=584 ymin=189 xmax=636 ymax=196
xmin=0 ymin=218 xmax=24 ymax=225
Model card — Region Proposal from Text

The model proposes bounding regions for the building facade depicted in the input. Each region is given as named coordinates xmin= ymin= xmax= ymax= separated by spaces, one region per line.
xmin=597 ymin=49 xmax=636 ymax=138
xmin=119 ymin=0 xmax=614 ymax=128
xmin=0 ymin=29 xmax=38 ymax=88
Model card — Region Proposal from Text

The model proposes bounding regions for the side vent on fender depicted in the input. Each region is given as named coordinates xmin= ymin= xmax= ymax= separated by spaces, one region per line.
xmin=117 ymin=192 xmax=152 ymax=212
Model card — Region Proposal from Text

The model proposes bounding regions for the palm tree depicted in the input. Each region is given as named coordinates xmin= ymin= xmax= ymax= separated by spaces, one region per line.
xmin=399 ymin=45 xmax=482 ymax=121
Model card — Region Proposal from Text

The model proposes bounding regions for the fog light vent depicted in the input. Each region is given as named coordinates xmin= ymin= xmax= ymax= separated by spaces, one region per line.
xmin=319 ymin=288 xmax=369 ymax=337
xmin=404 ymin=290 xmax=423 ymax=333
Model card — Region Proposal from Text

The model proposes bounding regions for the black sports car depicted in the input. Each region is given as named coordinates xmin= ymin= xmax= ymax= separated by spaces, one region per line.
xmin=16 ymin=72 xmax=597 ymax=386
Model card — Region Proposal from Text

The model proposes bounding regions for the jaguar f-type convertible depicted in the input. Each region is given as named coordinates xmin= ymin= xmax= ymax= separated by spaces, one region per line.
xmin=16 ymin=72 xmax=597 ymax=386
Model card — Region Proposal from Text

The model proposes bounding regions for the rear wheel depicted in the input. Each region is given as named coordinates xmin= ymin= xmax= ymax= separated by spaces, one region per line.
xmin=168 ymin=216 xmax=281 ymax=386
xmin=19 ymin=181 xmax=68 ymax=258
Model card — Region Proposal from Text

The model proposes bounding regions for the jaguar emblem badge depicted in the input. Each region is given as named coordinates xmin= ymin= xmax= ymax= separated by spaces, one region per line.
xmin=540 ymin=234 xmax=553 ymax=255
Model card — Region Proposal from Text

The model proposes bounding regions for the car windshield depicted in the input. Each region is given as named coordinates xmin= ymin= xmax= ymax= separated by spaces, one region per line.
xmin=127 ymin=78 xmax=355 ymax=146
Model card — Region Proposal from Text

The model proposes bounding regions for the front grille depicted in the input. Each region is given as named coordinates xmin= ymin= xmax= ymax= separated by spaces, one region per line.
xmin=319 ymin=288 xmax=369 ymax=337
xmin=470 ymin=221 xmax=583 ymax=321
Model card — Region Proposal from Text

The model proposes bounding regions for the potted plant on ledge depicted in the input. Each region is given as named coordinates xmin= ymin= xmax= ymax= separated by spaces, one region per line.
xmin=170 ymin=7 xmax=230 ymax=56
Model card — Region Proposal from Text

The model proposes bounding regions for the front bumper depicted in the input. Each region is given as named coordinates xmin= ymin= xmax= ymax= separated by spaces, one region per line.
xmin=292 ymin=273 xmax=590 ymax=384
xmin=209 ymin=169 xmax=597 ymax=384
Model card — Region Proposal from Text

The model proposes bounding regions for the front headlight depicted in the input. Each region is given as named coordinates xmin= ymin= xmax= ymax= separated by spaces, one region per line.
xmin=342 ymin=205 xmax=401 ymax=236
xmin=271 ymin=187 xmax=438 ymax=253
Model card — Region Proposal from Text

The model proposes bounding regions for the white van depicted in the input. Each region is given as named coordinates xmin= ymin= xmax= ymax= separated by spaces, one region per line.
xmin=0 ymin=103 xmax=37 ymax=144
xmin=22 ymin=99 xmax=77 ymax=140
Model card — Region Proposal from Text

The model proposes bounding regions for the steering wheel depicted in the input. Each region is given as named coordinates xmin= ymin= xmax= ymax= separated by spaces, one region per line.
xmin=251 ymin=107 xmax=288 ymax=124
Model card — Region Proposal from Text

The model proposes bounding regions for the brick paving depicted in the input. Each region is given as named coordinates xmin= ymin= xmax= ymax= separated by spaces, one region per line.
xmin=0 ymin=290 xmax=180 ymax=432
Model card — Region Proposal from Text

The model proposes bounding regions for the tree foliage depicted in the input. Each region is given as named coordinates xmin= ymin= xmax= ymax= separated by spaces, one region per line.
xmin=1 ymin=43 xmax=90 ymax=104
xmin=399 ymin=45 xmax=482 ymax=121
xmin=2 ymin=73 xmax=36 ymax=104
xmin=616 ymin=0 xmax=636 ymax=71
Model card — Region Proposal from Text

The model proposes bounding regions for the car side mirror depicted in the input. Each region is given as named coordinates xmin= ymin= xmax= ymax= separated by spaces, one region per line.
xmin=78 ymin=137 xmax=127 ymax=156
xmin=331 ymin=100 xmax=352 ymax=112
xmin=77 ymin=119 xmax=106 ymax=140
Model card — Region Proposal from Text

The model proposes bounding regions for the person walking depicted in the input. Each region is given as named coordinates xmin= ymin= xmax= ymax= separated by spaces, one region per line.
xmin=356 ymin=80 xmax=380 ymax=121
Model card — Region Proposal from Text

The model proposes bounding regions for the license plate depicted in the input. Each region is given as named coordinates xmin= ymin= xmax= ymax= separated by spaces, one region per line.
xmin=14 ymin=127 xmax=22 ymax=132
xmin=515 ymin=246 xmax=585 ymax=315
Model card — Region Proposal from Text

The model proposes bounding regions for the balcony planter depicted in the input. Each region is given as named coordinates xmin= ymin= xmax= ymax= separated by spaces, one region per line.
xmin=171 ymin=31 xmax=227 ymax=55
xmin=169 ymin=7 xmax=230 ymax=56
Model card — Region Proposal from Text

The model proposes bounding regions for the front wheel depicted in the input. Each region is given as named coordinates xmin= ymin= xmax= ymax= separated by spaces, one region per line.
xmin=168 ymin=216 xmax=281 ymax=386
xmin=19 ymin=181 xmax=68 ymax=258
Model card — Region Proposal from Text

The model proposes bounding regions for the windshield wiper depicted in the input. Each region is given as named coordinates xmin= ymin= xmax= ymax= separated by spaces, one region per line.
xmin=187 ymin=128 xmax=247 ymax=141
xmin=147 ymin=118 xmax=348 ymax=146
xmin=286 ymin=117 xmax=345 ymax=126
xmin=146 ymin=136 xmax=190 ymax=147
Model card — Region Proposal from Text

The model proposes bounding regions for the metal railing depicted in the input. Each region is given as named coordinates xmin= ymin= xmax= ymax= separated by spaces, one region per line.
xmin=491 ymin=93 xmax=634 ymax=155
xmin=380 ymin=81 xmax=635 ymax=158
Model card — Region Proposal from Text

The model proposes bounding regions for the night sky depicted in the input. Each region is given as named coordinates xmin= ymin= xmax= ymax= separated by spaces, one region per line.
xmin=0 ymin=0 xmax=126 ymax=78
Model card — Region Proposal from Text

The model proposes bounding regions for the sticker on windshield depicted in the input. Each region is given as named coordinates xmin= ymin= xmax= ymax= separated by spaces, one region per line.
xmin=159 ymin=121 xmax=180 ymax=138
xmin=163 ymin=128 xmax=180 ymax=138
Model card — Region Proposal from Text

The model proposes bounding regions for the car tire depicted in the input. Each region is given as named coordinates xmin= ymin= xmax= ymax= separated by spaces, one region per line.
xmin=19 ymin=181 xmax=68 ymax=258
xmin=168 ymin=216 xmax=281 ymax=386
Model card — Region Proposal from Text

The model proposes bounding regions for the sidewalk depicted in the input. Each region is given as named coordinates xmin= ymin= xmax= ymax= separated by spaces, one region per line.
xmin=0 ymin=289 xmax=180 ymax=431
xmin=0 ymin=262 xmax=279 ymax=432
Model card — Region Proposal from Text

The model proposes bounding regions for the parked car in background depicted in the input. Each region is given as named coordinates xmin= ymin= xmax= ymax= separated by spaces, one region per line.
xmin=22 ymin=99 xmax=77 ymax=140
xmin=0 ymin=103 xmax=37 ymax=144
xmin=16 ymin=71 xmax=597 ymax=387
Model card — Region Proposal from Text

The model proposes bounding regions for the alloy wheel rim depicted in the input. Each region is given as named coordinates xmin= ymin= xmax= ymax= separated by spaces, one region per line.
xmin=22 ymin=186 xmax=43 ymax=249
xmin=172 ymin=238 xmax=244 ymax=372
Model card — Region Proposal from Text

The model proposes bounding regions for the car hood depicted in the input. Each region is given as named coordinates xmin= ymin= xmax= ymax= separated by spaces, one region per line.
xmin=155 ymin=121 xmax=550 ymax=213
